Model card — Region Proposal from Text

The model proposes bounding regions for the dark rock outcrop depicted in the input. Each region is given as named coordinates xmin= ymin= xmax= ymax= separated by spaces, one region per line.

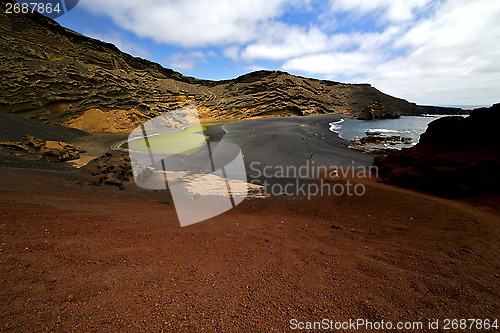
xmin=0 ymin=142 xmax=28 ymax=151
xmin=23 ymin=134 xmax=45 ymax=150
xmin=0 ymin=0 xmax=428 ymax=131
xmin=355 ymin=132 xmax=412 ymax=145
xmin=0 ymin=134 xmax=81 ymax=161
xmin=41 ymin=140 xmax=80 ymax=162
xmin=374 ymin=104 xmax=500 ymax=197
xmin=75 ymin=151 xmax=132 ymax=186
xmin=357 ymin=101 xmax=400 ymax=120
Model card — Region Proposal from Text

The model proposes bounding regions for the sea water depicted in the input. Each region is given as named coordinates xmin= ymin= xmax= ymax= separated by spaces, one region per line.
xmin=329 ymin=114 xmax=467 ymax=150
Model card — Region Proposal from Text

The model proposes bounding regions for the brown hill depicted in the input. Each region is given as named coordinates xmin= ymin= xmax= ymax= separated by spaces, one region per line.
xmin=0 ymin=0 xmax=460 ymax=133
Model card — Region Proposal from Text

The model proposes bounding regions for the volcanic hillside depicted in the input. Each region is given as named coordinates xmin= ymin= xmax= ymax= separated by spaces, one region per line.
xmin=1 ymin=0 xmax=446 ymax=133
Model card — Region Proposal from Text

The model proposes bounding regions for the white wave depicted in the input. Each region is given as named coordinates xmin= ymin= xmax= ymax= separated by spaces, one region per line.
xmin=329 ymin=119 xmax=344 ymax=133
xmin=366 ymin=128 xmax=400 ymax=134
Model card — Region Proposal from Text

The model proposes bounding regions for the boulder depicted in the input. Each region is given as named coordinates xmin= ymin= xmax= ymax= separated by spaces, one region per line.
xmin=104 ymin=173 xmax=122 ymax=186
xmin=355 ymin=133 xmax=412 ymax=145
xmin=23 ymin=135 xmax=45 ymax=150
xmin=76 ymin=151 xmax=132 ymax=186
xmin=41 ymin=141 xmax=80 ymax=162
xmin=359 ymin=135 xmax=401 ymax=145
xmin=357 ymin=101 xmax=401 ymax=120
xmin=401 ymin=137 xmax=412 ymax=144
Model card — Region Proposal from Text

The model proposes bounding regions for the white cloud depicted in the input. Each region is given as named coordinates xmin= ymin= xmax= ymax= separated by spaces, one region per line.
xmin=283 ymin=51 xmax=383 ymax=78
xmin=206 ymin=50 xmax=217 ymax=58
xmin=80 ymin=0 xmax=293 ymax=47
xmin=239 ymin=23 xmax=401 ymax=62
xmin=369 ymin=0 xmax=500 ymax=104
xmin=164 ymin=51 xmax=215 ymax=72
xmin=85 ymin=30 xmax=151 ymax=58
xmin=241 ymin=24 xmax=339 ymax=61
xmin=245 ymin=64 xmax=270 ymax=72
xmin=223 ymin=46 xmax=241 ymax=61
xmin=330 ymin=0 xmax=433 ymax=22
xmin=278 ymin=26 xmax=400 ymax=75
xmin=282 ymin=0 xmax=500 ymax=105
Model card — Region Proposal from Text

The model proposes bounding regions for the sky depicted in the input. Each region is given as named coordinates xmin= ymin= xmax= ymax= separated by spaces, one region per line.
xmin=54 ymin=0 xmax=500 ymax=107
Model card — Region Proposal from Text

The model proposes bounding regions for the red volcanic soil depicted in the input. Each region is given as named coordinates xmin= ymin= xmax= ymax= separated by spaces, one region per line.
xmin=0 ymin=167 xmax=499 ymax=332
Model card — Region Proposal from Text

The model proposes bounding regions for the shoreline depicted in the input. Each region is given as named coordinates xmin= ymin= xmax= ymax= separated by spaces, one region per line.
xmin=0 ymin=110 xmax=498 ymax=331
xmin=1 ymin=111 xmax=457 ymax=173
xmin=219 ymin=113 xmax=372 ymax=173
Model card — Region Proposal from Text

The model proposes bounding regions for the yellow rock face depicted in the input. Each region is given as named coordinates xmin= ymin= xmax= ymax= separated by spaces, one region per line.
xmin=66 ymin=108 xmax=151 ymax=133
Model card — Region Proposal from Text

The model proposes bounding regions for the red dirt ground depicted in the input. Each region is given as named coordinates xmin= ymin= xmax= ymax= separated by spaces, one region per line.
xmin=0 ymin=167 xmax=499 ymax=332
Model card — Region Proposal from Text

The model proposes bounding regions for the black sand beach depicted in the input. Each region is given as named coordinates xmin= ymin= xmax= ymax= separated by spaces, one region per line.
xmin=213 ymin=115 xmax=373 ymax=194
xmin=221 ymin=114 xmax=373 ymax=170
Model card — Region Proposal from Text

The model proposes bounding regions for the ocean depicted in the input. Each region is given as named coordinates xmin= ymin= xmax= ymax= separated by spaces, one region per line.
xmin=329 ymin=114 xmax=468 ymax=150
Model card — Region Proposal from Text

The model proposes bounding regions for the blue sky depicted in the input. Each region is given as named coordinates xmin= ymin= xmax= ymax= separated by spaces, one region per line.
xmin=54 ymin=0 xmax=500 ymax=106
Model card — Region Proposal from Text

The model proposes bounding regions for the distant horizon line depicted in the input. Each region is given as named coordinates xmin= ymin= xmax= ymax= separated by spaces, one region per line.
xmin=437 ymin=104 xmax=492 ymax=110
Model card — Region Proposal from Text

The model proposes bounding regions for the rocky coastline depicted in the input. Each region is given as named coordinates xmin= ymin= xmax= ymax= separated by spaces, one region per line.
xmin=375 ymin=104 xmax=500 ymax=196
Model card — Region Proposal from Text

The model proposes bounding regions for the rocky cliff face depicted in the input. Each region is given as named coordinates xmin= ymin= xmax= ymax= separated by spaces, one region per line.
xmin=0 ymin=0 xmax=437 ymax=133
xmin=374 ymin=104 xmax=500 ymax=197
xmin=0 ymin=0 xmax=198 ymax=130
xmin=356 ymin=101 xmax=400 ymax=120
